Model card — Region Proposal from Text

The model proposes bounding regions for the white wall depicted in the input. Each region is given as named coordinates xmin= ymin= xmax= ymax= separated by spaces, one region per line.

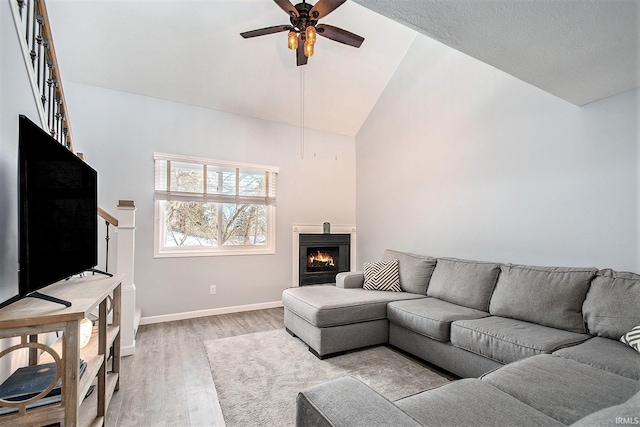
xmin=356 ymin=34 xmax=639 ymax=272
xmin=64 ymin=82 xmax=356 ymax=317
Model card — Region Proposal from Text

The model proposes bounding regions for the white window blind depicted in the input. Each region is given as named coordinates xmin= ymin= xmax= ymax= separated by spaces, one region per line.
xmin=154 ymin=153 xmax=278 ymax=206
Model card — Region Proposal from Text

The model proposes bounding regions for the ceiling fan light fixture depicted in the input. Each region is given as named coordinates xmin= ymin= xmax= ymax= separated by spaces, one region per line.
xmin=305 ymin=25 xmax=317 ymax=44
xmin=288 ymin=30 xmax=298 ymax=50
xmin=304 ymin=40 xmax=314 ymax=57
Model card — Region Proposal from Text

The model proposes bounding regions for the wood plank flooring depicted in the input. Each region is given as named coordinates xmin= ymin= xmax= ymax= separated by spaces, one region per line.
xmin=106 ymin=307 xmax=284 ymax=426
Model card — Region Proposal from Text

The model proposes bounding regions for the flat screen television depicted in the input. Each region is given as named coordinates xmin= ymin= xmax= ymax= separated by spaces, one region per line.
xmin=0 ymin=115 xmax=99 ymax=309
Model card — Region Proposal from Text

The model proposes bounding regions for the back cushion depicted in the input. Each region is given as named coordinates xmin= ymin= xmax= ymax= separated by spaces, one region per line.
xmin=571 ymin=390 xmax=640 ymax=427
xmin=381 ymin=250 xmax=436 ymax=295
xmin=426 ymin=258 xmax=501 ymax=311
xmin=583 ymin=269 xmax=640 ymax=339
xmin=489 ymin=264 xmax=597 ymax=333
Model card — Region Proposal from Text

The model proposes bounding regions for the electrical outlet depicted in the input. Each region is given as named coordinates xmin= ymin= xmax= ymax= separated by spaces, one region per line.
xmin=209 ymin=285 xmax=216 ymax=295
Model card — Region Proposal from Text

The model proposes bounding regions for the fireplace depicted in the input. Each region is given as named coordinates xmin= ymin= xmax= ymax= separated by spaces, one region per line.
xmin=299 ymin=234 xmax=350 ymax=286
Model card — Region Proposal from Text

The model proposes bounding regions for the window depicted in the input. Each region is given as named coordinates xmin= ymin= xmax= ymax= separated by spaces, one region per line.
xmin=154 ymin=153 xmax=278 ymax=257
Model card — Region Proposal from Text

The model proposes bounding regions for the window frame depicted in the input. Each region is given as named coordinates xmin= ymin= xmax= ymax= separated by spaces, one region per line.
xmin=153 ymin=152 xmax=278 ymax=258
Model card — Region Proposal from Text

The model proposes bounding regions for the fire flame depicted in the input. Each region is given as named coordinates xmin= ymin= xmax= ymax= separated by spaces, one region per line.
xmin=308 ymin=251 xmax=334 ymax=266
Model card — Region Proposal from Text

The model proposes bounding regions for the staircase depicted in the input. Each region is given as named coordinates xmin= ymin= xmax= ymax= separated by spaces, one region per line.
xmin=9 ymin=0 xmax=140 ymax=355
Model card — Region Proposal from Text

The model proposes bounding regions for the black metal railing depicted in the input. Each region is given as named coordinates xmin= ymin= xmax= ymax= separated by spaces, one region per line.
xmin=15 ymin=0 xmax=74 ymax=151
xmin=98 ymin=208 xmax=118 ymax=273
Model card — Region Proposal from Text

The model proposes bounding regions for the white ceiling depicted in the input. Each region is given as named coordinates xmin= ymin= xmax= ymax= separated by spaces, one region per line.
xmin=46 ymin=0 xmax=639 ymax=138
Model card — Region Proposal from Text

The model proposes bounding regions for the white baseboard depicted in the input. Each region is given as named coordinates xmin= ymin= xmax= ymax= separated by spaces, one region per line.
xmin=139 ymin=301 xmax=284 ymax=325
xmin=134 ymin=308 xmax=142 ymax=334
xmin=121 ymin=342 xmax=136 ymax=357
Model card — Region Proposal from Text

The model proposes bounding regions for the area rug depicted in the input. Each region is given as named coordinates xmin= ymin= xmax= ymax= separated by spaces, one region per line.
xmin=204 ymin=329 xmax=450 ymax=427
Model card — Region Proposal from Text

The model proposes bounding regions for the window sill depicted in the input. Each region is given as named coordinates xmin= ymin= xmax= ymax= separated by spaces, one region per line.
xmin=154 ymin=246 xmax=275 ymax=258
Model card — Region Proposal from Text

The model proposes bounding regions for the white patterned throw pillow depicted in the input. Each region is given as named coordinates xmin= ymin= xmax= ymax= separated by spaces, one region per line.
xmin=363 ymin=259 xmax=401 ymax=292
xmin=620 ymin=325 xmax=640 ymax=353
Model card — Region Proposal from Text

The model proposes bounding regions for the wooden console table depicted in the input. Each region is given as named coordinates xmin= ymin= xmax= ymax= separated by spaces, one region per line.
xmin=0 ymin=274 xmax=123 ymax=426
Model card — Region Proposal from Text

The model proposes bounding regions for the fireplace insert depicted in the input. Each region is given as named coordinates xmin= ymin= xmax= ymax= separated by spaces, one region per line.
xmin=299 ymin=234 xmax=350 ymax=285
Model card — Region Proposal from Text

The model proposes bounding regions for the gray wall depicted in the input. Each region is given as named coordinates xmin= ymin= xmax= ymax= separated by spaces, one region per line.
xmin=1 ymin=2 xmax=48 ymax=311
xmin=0 ymin=0 xmax=23 ymax=307
xmin=64 ymin=82 xmax=356 ymax=317
xmin=356 ymin=34 xmax=639 ymax=272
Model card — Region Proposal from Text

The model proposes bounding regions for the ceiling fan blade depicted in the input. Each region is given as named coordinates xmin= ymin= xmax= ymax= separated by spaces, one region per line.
xmin=309 ymin=0 xmax=347 ymax=20
xmin=274 ymin=0 xmax=299 ymax=18
xmin=240 ymin=25 xmax=291 ymax=39
xmin=316 ymin=24 xmax=364 ymax=48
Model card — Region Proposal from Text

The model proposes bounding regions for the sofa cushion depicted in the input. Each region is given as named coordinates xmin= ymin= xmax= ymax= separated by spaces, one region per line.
xmin=381 ymin=250 xmax=436 ymax=295
xmin=363 ymin=260 xmax=401 ymax=292
xmin=553 ymin=337 xmax=640 ymax=380
xmin=571 ymin=390 xmax=640 ymax=427
xmin=583 ymin=269 xmax=640 ymax=339
xmin=489 ymin=264 xmax=597 ymax=333
xmin=297 ymin=376 xmax=423 ymax=427
xmin=426 ymin=257 xmax=501 ymax=311
xmin=282 ymin=286 xmax=425 ymax=328
xmin=395 ymin=378 xmax=564 ymax=427
xmin=387 ymin=298 xmax=489 ymax=342
xmin=451 ymin=317 xmax=590 ymax=364
xmin=481 ymin=354 xmax=640 ymax=425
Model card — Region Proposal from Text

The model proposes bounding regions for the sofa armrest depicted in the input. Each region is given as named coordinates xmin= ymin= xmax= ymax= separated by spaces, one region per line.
xmin=297 ymin=376 xmax=422 ymax=427
xmin=335 ymin=272 xmax=364 ymax=289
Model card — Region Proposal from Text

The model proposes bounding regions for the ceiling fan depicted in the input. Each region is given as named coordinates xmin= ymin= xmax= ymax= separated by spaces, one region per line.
xmin=240 ymin=0 xmax=365 ymax=66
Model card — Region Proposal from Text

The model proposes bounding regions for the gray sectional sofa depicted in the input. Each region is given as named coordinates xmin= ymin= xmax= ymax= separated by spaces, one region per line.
xmin=282 ymin=249 xmax=640 ymax=426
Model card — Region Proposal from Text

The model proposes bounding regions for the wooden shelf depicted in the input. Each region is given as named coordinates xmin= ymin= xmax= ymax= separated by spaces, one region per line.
xmin=40 ymin=325 xmax=120 ymax=360
xmin=79 ymin=353 xmax=104 ymax=406
xmin=0 ymin=274 xmax=123 ymax=426
xmin=78 ymin=373 xmax=118 ymax=427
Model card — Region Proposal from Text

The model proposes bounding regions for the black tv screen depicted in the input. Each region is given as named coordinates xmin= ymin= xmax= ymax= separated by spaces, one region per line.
xmin=18 ymin=115 xmax=98 ymax=299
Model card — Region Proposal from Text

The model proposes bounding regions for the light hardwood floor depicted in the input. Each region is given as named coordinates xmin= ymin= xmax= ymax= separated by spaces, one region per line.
xmin=106 ymin=307 xmax=284 ymax=426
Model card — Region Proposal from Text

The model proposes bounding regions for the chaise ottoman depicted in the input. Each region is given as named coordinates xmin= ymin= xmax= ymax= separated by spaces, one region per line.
xmin=283 ymin=250 xmax=436 ymax=358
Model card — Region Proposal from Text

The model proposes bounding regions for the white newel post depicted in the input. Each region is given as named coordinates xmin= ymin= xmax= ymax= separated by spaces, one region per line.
xmin=116 ymin=200 xmax=137 ymax=356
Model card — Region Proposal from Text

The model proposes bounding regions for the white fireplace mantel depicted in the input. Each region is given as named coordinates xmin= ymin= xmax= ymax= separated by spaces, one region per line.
xmin=292 ymin=224 xmax=357 ymax=287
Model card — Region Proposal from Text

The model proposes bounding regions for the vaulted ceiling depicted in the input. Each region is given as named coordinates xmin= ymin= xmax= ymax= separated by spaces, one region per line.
xmin=46 ymin=0 xmax=639 ymax=137
xmin=353 ymin=0 xmax=639 ymax=107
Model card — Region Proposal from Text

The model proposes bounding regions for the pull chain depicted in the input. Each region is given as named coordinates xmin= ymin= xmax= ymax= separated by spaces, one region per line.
xmin=300 ymin=66 xmax=305 ymax=160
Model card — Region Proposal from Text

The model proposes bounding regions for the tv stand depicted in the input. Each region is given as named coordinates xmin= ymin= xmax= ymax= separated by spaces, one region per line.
xmin=0 ymin=274 xmax=123 ymax=426
xmin=28 ymin=291 xmax=72 ymax=307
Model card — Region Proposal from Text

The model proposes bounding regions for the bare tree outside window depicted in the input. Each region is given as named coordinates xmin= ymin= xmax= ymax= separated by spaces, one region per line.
xmin=163 ymin=202 xmax=268 ymax=247
xmin=221 ymin=204 xmax=268 ymax=245
xmin=165 ymin=201 xmax=218 ymax=246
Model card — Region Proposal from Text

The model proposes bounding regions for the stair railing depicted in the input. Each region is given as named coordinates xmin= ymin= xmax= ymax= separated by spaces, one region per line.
xmin=14 ymin=0 xmax=75 ymax=152
xmin=98 ymin=208 xmax=119 ymax=273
